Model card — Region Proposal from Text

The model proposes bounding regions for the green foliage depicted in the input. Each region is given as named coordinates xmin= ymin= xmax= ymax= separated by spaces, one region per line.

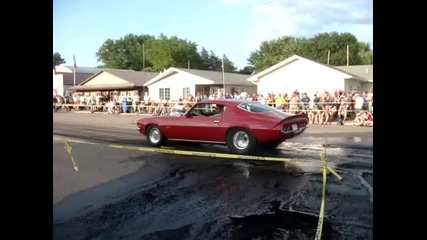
xmin=94 ymin=31 xmax=373 ymax=74
xmin=96 ymin=34 xmax=155 ymax=71
xmin=248 ymin=32 xmax=373 ymax=72
xmin=53 ymin=52 xmax=65 ymax=69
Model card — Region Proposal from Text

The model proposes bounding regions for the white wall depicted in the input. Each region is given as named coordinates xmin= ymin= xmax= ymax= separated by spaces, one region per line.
xmin=256 ymin=59 xmax=348 ymax=97
xmin=84 ymin=72 xmax=128 ymax=85
xmin=55 ymin=65 xmax=73 ymax=73
xmin=148 ymin=72 xmax=212 ymax=100
xmin=225 ymin=85 xmax=257 ymax=95
xmin=53 ymin=70 xmax=64 ymax=96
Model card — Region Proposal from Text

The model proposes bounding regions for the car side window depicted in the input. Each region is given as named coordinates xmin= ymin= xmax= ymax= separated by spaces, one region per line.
xmin=210 ymin=104 xmax=225 ymax=117
xmin=190 ymin=103 xmax=210 ymax=117
xmin=189 ymin=103 xmax=225 ymax=117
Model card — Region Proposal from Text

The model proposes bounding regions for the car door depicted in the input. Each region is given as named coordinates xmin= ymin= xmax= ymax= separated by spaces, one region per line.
xmin=177 ymin=103 xmax=225 ymax=142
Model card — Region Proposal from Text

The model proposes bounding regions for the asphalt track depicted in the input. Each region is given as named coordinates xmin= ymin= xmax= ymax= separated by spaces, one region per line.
xmin=53 ymin=112 xmax=373 ymax=240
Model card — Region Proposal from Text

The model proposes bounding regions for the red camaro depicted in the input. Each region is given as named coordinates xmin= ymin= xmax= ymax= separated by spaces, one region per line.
xmin=137 ymin=99 xmax=308 ymax=154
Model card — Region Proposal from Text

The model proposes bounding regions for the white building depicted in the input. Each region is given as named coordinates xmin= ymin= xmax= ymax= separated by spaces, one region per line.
xmin=247 ymin=55 xmax=373 ymax=97
xmin=144 ymin=67 xmax=257 ymax=100
xmin=53 ymin=65 xmax=100 ymax=96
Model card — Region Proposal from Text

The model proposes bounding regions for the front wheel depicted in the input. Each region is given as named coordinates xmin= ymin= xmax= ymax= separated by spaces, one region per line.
xmin=146 ymin=125 xmax=165 ymax=147
xmin=226 ymin=128 xmax=257 ymax=155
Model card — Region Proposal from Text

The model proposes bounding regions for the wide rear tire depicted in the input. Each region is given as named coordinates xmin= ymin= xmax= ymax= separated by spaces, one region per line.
xmin=226 ymin=128 xmax=257 ymax=155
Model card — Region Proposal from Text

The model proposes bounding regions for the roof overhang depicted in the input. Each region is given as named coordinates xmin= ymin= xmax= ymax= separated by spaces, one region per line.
xmin=247 ymin=56 xmax=300 ymax=82
xmin=68 ymin=83 xmax=138 ymax=91
xmin=144 ymin=67 xmax=214 ymax=86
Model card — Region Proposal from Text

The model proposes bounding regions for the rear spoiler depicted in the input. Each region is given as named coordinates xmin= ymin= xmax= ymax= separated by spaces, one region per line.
xmin=274 ymin=113 xmax=308 ymax=128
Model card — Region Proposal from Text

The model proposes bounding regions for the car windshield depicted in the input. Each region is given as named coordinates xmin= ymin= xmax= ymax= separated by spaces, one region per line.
xmin=238 ymin=102 xmax=275 ymax=113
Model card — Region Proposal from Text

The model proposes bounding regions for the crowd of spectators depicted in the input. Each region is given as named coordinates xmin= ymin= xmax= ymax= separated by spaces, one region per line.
xmin=53 ymin=88 xmax=373 ymax=126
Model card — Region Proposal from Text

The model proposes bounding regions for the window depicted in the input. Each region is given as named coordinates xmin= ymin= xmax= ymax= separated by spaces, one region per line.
xmin=189 ymin=103 xmax=225 ymax=117
xmin=238 ymin=102 xmax=274 ymax=113
xmin=159 ymin=88 xmax=171 ymax=100
xmin=183 ymin=87 xmax=190 ymax=99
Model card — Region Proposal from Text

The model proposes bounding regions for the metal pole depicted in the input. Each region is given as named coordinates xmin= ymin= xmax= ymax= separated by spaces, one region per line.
xmin=347 ymin=45 xmax=349 ymax=66
xmin=143 ymin=43 xmax=145 ymax=95
xmin=222 ymin=56 xmax=225 ymax=92
xmin=73 ymin=54 xmax=77 ymax=86
xmin=142 ymin=43 xmax=145 ymax=70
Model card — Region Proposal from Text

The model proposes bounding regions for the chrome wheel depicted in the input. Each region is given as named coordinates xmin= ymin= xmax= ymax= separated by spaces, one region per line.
xmin=149 ymin=127 xmax=161 ymax=144
xmin=232 ymin=130 xmax=250 ymax=150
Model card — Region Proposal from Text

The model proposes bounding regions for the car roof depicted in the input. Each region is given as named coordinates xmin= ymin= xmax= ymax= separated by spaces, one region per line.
xmin=197 ymin=99 xmax=250 ymax=106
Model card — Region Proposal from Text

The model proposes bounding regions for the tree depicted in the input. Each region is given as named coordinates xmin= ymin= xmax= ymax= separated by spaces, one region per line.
xmin=199 ymin=48 xmax=211 ymax=70
xmin=357 ymin=42 xmax=373 ymax=64
xmin=96 ymin=33 xmax=203 ymax=72
xmin=305 ymin=32 xmax=361 ymax=65
xmin=247 ymin=32 xmax=373 ymax=72
xmin=96 ymin=34 xmax=155 ymax=70
xmin=221 ymin=54 xmax=237 ymax=73
xmin=239 ymin=65 xmax=255 ymax=75
xmin=146 ymin=34 xmax=202 ymax=71
xmin=248 ymin=36 xmax=300 ymax=72
xmin=53 ymin=52 xmax=65 ymax=69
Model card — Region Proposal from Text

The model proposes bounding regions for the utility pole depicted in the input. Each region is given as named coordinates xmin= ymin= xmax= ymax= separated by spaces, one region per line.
xmin=327 ymin=50 xmax=330 ymax=65
xmin=222 ymin=56 xmax=225 ymax=93
xmin=347 ymin=45 xmax=349 ymax=66
xmin=142 ymin=43 xmax=145 ymax=70
xmin=142 ymin=43 xmax=146 ymax=95
xmin=73 ymin=54 xmax=77 ymax=86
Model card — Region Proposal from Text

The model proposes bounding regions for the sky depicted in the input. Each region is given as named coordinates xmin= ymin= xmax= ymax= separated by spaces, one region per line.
xmin=53 ymin=0 xmax=373 ymax=70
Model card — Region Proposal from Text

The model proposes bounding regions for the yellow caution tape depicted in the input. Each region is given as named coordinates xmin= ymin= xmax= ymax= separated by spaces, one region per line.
xmin=108 ymin=144 xmax=308 ymax=163
xmin=63 ymin=140 xmax=79 ymax=171
xmin=314 ymin=138 xmax=342 ymax=240
xmin=315 ymin=162 xmax=327 ymax=240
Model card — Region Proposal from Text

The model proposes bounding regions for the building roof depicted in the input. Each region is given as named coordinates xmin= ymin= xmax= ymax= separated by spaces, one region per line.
xmin=63 ymin=72 xmax=94 ymax=86
xmin=55 ymin=65 xmax=101 ymax=74
xmin=247 ymin=55 xmax=371 ymax=83
xmin=69 ymin=69 xmax=159 ymax=90
xmin=144 ymin=67 xmax=256 ymax=87
xmin=179 ymin=68 xmax=254 ymax=85
xmin=334 ymin=65 xmax=373 ymax=81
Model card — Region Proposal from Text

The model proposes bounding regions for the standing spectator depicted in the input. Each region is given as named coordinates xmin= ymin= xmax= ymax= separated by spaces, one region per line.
xmin=313 ymin=93 xmax=321 ymax=111
xmin=288 ymin=90 xmax=300 ymax=113
xmin=275 ymin=93 xmax=285 ymax=110
xmin=300 ymin=92 xmax=311 ymax=111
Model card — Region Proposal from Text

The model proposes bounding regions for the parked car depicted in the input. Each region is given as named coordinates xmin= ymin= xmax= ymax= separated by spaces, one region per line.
xmin=136 ymin=99 xmax=308 ymax=154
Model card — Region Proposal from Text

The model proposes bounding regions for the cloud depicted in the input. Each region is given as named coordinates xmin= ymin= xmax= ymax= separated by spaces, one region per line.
xmin=220 ymin=0 xmax=373 ymax=47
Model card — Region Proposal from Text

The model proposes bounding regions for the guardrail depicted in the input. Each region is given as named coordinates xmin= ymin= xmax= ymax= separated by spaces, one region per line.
xmin=53 ymin=100 xmax=372 ymax=115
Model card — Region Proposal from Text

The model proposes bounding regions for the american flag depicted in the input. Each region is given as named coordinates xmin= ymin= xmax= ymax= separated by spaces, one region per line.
xmin=73 ymin=55 xmax=77 ymax=69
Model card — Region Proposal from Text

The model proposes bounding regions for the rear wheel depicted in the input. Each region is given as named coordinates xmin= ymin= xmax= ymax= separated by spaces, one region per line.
xmin=226 ymin=128 xmax=257 ymax=154
xmin=147 ymin=125 xmax=165 ymax=147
